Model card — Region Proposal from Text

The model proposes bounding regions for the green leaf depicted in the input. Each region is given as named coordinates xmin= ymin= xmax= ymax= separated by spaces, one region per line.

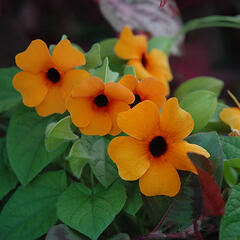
xmin=220 ymin=184 xmax=240 ymax=240
xmin=0 ymin=67 xmax=21 ymax=113
xmin=123 ymin=182 xmax=143 ymax=216
xmin=57 ymin=181 xmax=127 ymax=240
xmin=123 ymin=65 xmax=136 ymax=77
xmin=0 ymin=138 xmax=18 ymax=200
xmin=220 ymin=136 xmax=240 ymax=160
xmin=224 ymin=166 xmax=238 ymax=187
xmin=99 ymin=38 xmax=125 ymax=73
xmin=179 ymin=90 xmax=217 ymax=132
xmin=107 ymin=233 xmax=130 ymax=240
xmin=89 ymin=138 xmax=119 ymax=188
xmin=84 ymin=43 xmax=102 ymax=69
xmin=67 ymin=139 xmax=93 ymax=178
xmin=175 ymin=76 xmax=224 ymax=100
xmin=0 ymin=171 xmax=67 ymax=240
xmin=7 ymin=104 xmax=68 ymax=185
xmin=225 ymin=158 xmax=240 ymax=168
xmin=187 ymin=132 xmax=224 ymax=187
xmin=46 ymin=224 xmax=83 ymax=240
xmin=148 ymin=36 xmax=173 ymax=56
xmin=45 ymin=116 xmax=78 ymax=152
xmin=202 ymin=102 xmax=230 ymax=133
xmin=90 ymin=58 xmax=119 ymax=83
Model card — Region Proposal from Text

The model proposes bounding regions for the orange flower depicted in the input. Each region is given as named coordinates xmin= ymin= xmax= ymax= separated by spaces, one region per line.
xmin=66 ymin=76 xmax=134 ymax=136
xmin=114 ymin=26 xmax=173 ymax=94
xmin=13 ymin=39 xmax=89 ymax=116
xmin=220 ymin=90 xmax=240 ymax=136
xmin=119 ymin=75 xmax=167 ymax=108
xmin=108 ymin=99 xmax=210 ymax=197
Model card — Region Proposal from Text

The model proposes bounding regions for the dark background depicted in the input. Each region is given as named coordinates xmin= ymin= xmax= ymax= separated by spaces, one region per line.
xmin=1 ymin=0 xmax=240 ymax=101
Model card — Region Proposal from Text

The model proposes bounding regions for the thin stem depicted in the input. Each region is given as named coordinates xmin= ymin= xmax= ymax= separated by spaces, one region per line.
xmin=227 ymin=90 xmax=240 ymax=108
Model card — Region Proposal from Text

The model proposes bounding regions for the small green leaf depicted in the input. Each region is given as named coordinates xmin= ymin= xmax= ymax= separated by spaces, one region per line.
xmin=46 ymin=224 xmax=83 ymax=240
xmin=175 ymin=77 xmax=224 ymax=100
xmin=67 ymin=139 xmax=93 ymax=178
xmin=187 ymin=132 xmax=224 ymax=187
xmin=0 ymin=171 xmax=67 ymax=240
xmin=0 ymin=138 xmax=18 ymax=200
xmin=45 ymin=116 xmax=78 ymax=152
xmin=220 ymin=184 xmax=240 ymax=240
xmin=225 ymin=159 xmax=240 ymax=168
xmin=7 ymin=104 xmax=68 ymax=185
xmin=89 ymin=138 xmax=119 ymax=188
xmin=0 ymin=67 xmax=21 ymax=113
xmin=124 ymin=182 xmax=143 ymax=215
xmin=57 ymin=181 xmax=127 ymax=240
xmin=123 ymin=65 xmax=136 ymax=77
xmin=180 ymin=90 xmax=217 ymax=132
xmin=224 ymin=166 xmax=238 ymax=187
xmin=90 ymin=58 xmax=119 ymax=83
xmin=84 ymin=43 xmax=102 ymax=69
xmin=148 ymin=36 xmax=173 ymax=56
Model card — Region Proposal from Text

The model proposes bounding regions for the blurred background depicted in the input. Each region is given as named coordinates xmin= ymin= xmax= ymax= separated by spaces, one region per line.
xmin=1 ymin=0 xmax=240 ymax=100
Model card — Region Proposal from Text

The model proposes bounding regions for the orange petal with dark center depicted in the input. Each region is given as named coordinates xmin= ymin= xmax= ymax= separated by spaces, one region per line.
xmin=52 ymin=39 xmax=86 ymax=72
xmin=119 ymin=74 xmax=138 ymax=92
xmin=108 ymin=136 xmax=150 ymax=180
xmin=15 ymin=39 xmax=52 ymax=73
xmin=13 ymin=71 xmax=48 ymax=107
xmin=139 ymin=160 xmax=180 ymax=197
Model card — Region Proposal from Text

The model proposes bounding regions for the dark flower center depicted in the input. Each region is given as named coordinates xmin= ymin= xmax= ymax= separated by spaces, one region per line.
xmin=94 ymin=94 xmax=109 ymax=107
xmin=46 ymin=68 xmax=61 ymax=83
xmin=141 ymin=54 xmax=147 ymax=67
xmin=149 ymin=136 xmax=167 ymax=157
xmin=130 ymin=94 xmax=142 ymax=108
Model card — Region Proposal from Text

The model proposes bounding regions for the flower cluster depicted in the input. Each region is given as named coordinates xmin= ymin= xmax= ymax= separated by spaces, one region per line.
xmin=13 ymin=27 xmax=210 ymax=197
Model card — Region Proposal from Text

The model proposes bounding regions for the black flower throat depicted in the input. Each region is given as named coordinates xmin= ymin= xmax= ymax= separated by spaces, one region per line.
xmin=94 ymin=94 xmax=109 ymax=107
xmin=46 ymin=68 xmax=61 ymax=83
xmin=149 ymin=136 xmax=167 ymax=157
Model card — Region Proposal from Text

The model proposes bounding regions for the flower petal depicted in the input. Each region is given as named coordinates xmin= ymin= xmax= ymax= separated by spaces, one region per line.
xmin=15 ymin=40 xmax=52 ymax=73
xmin=139 ymin=160 xmax=180 ymax=197
xmin=35 ymin=85 xmax=66 ymax=116
xmin=108 ymin=101 xmax=130 ymax=136
xmin=80 ymin=110 xmax=112 ymax=136
xmin=13 ymin=71 xmax=48 ymax=107
xmin=146 ymin=49 xmax=173 ymax=82
xmin=71 ymin=77 xmax=104 ymax=98
xmin=220 ymin=107 xmax=240 ymax=131
xmin=108 ymin=136 xmax=150 ymax=180
xmin=119 ymin=74 xmax=138 ymax=92
xmin=117 ymin=100 xmax=160 ymax=140
xmin=159 ymin=98 xmax=194 ymax=141
xmin=61 ymin=69 xmax=90 ymax=98
xmin=52 ymin=39 xmax=86 ymax=72
xmin=137 ymin=77 xmax=167 ymax=109
xmin=104 ymin=82 xmax=134 ymax=104
xmin=114 ymin=26 xmax=147 ymax=60
xmin=67 ymin=97 xmax=94 ymax=127
xmin=167 ymin=140 xmax=210 ymax=174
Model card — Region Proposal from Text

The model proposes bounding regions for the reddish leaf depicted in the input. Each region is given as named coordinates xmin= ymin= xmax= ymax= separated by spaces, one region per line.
xmin=196 ymin=167 xmax=225 ymax=216
xmin=160 ymin=0 xmax=168 ymax=8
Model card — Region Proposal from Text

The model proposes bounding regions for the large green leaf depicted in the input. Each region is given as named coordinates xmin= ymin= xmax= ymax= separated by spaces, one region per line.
xmin=90 ymin=58 xmax=119 ymax=83
xmin=0 ymin=67 xmax=21 ymax=113
xmin=46 ymin=224 xmax=83 ymax=240
xmin=179 ymin=90 xmax=217 ymax=132
xmin=0 ymin=138 xmax=18 ymax=200
xmin=0 ymin=171 xmax=67 ymax=240
xmin=175 ymin=76 xmax=223 ymax=100
xmin=45 ymin=116 xmax=78 ymax=152
xmin=7 ymin=104 xmax=68 ymax=185
xmin=220 ymin=136 xmax=240 ymax=160
xmin=187 ymin=132 xmax=224 ymax=187
xmin=57 ymin=181 xmax=126 ymax=240
xmin=89 ymin=138 xmax=119 ymax=188
xmin=220 ymin=184 xmax=240 ymax=240
xmin=148 ymin=36 xmax=173 ymax=56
